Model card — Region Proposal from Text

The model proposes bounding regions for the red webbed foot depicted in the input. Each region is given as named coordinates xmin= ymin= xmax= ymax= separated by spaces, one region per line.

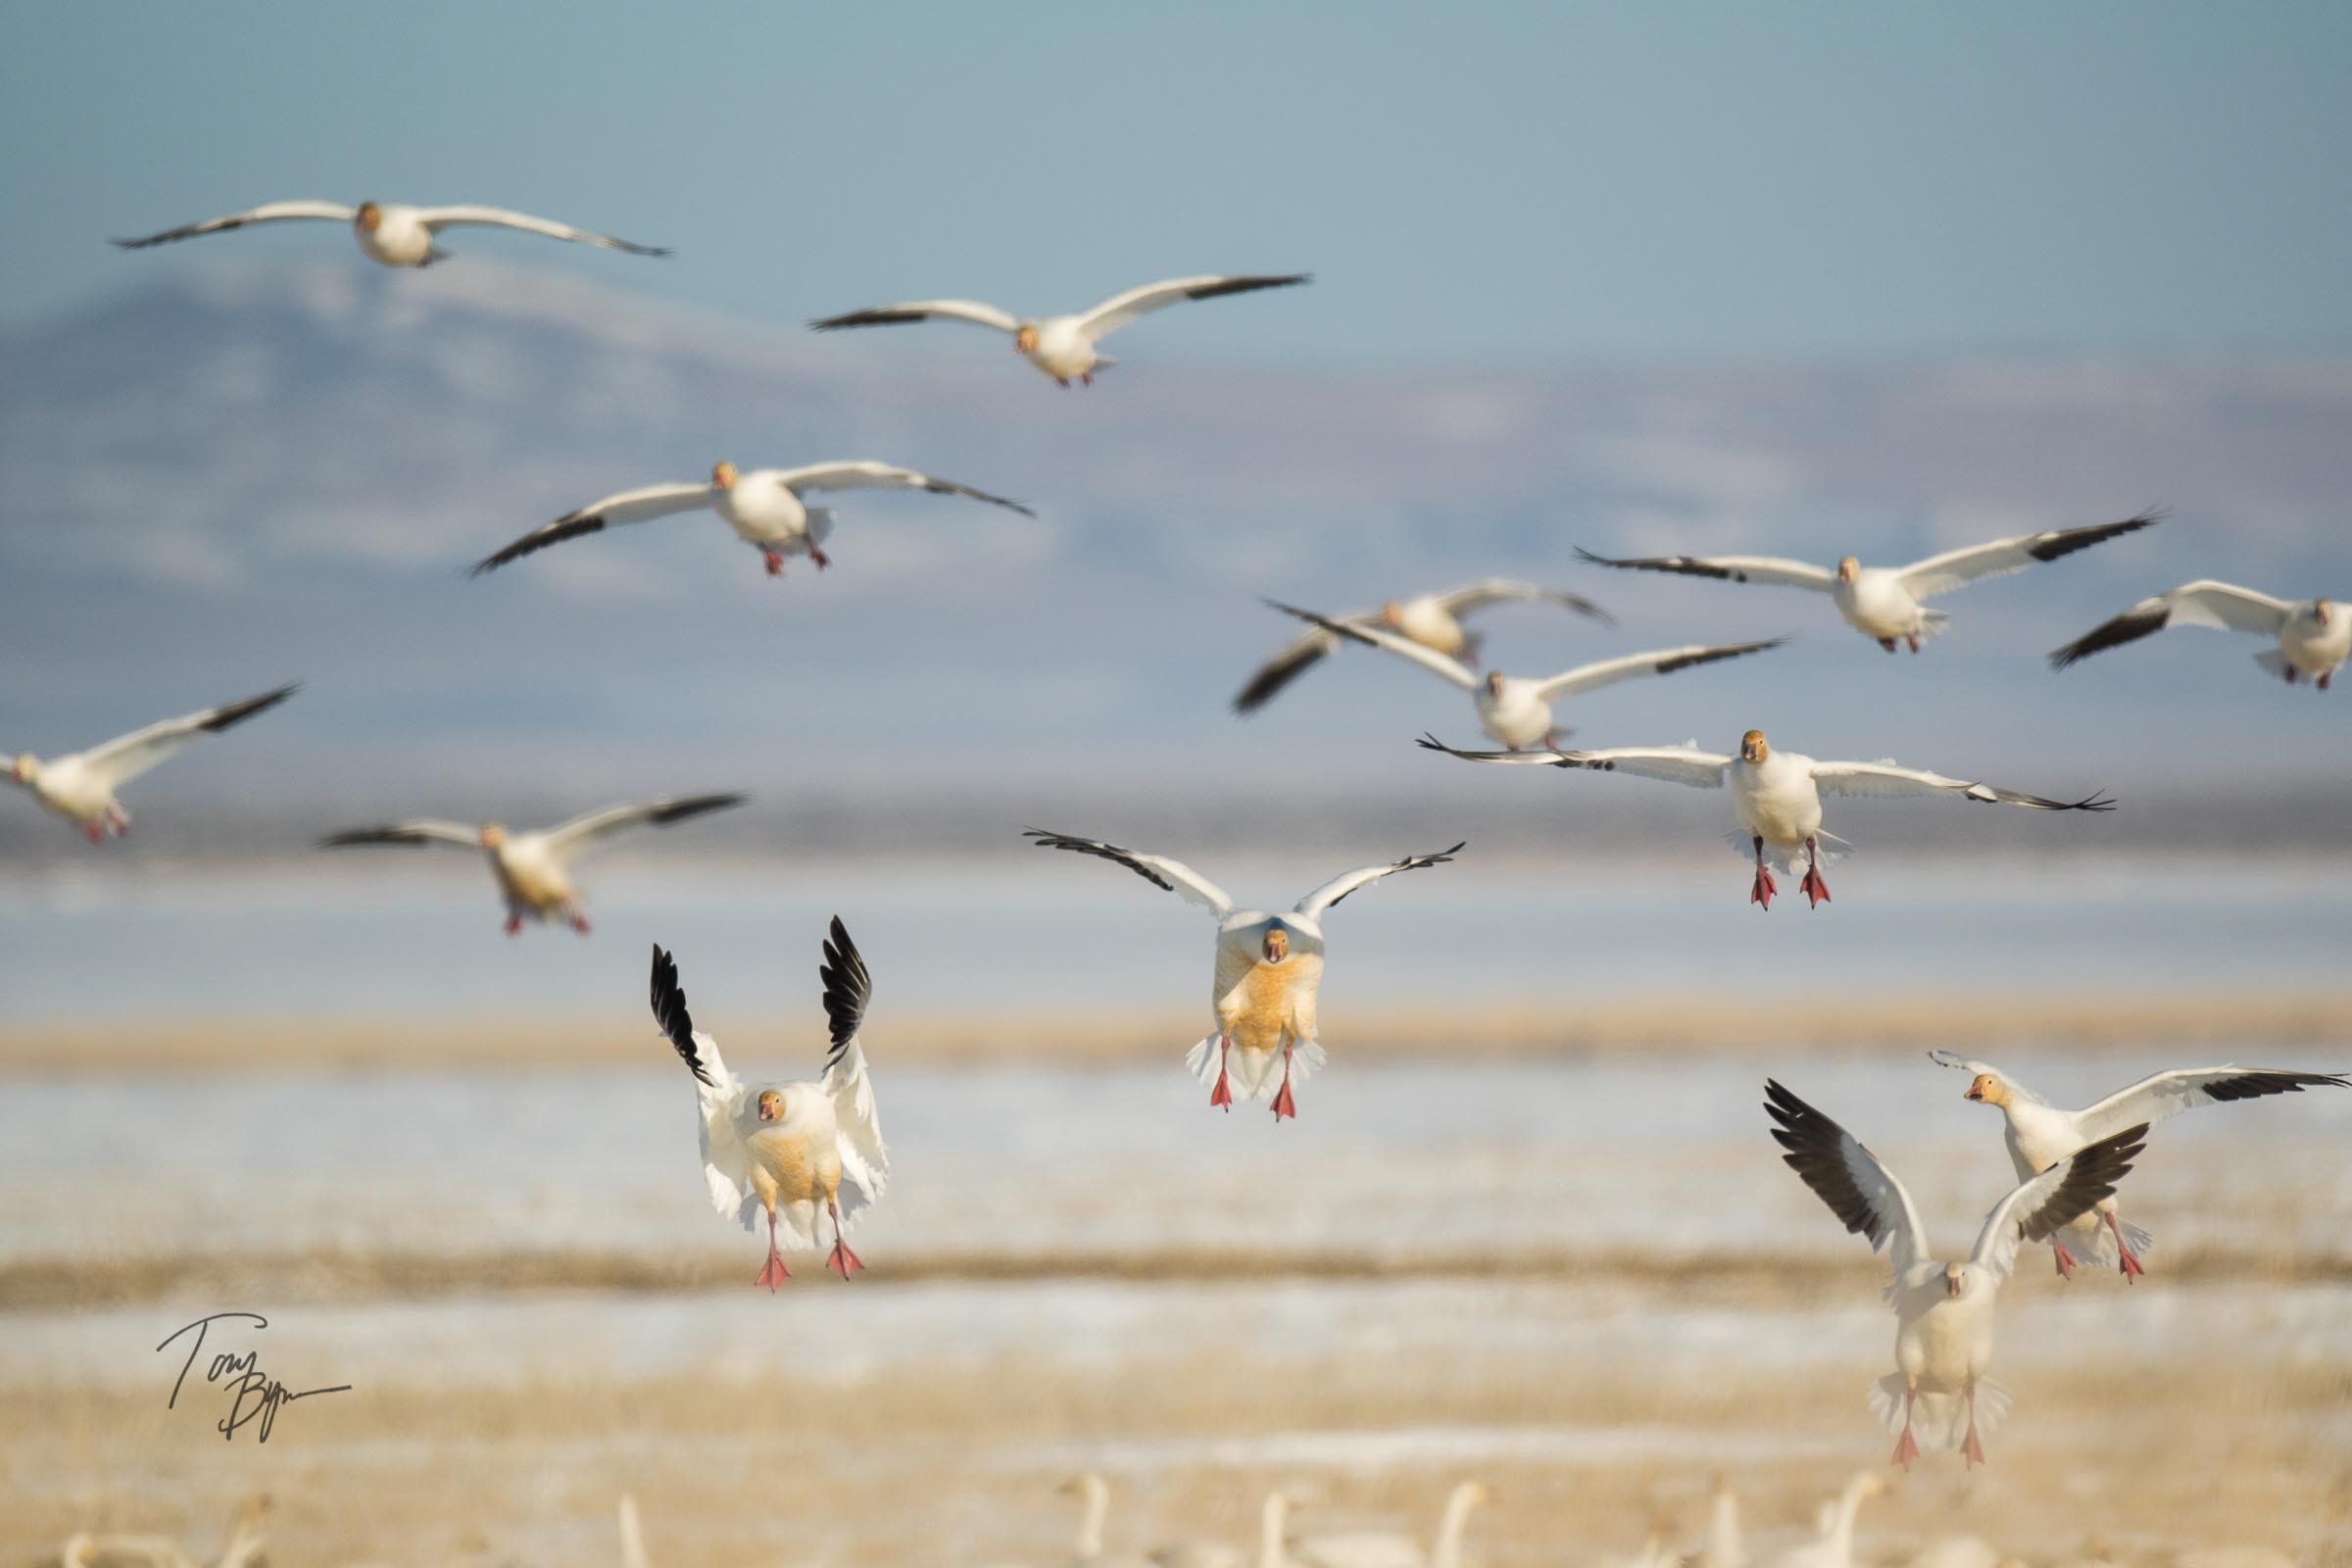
xmin=83 ymin=822 xmax=106 ymax=845
xmin=1889 ymin=1424 xmax=1919 ymax=1470
xmin=569 ymin=914 xmax=592 ymax=936
xmin=761 ymin=550 xmax=785 ymax=577
xmin=2117 ymin=1245 xmax=2145 ymax=1282
xmin=826 ymin=1239 xmax=864 ymax=1279
xmin=809 ymin=545 xmax=831 ymax=570
xmin=504 ymin=914 xmax=524 ymax=938
xmin=2052 ymin=1241 xmax=2079 ymax=1281
xmin=1962 ymin=1422 xmax=1986 ymax=1467
xmin=1748 ymin=866 xmax=1778 ymax=908
xmin=1209 ymin=1070 xmax=1233 ymax=1109
xmin=1270 ymin=1078 xmax=1298 ymax=1121
xmin=1800 ymin=867 xmax=1831 ymax=907
xmin=756 ymin=1249 xmax=790 ymax=1292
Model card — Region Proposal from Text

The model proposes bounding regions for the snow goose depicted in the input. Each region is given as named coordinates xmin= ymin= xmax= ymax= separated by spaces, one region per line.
xmin=1419 ymin=729 xmax=2112 ymax=909
xmin=1025 ymin=830 xmax=1463 ymax=1119
xmin=1288 ymin=1482 xmax=1490 ymax=1568
xmin=318 ymin=793 xmax=743 ymax=935
xmin=1690 ymin=1477 xmax=1743 ymax=1568
xmin=617 ymin=1494 xmax=651 ymax=1568
xmin=1764 ymin=1474 xmax=1884 ymax=1568
xmin=2049 ymin=581 xmax=2348 ymax=686
xmin=811 ymin=273 xmax=1310 ymax=387
xmin=1575 ymin=513 xmax=2158 ymax=654
xmin=651 ymin=919 xmax=887 ymax=1290
xmin=8 ymin=684 xmax=297 ymax=843
xmin=1272 ymin=602 xmax=1780 ymax=751
xmin=472 ymin=459 xmax=1035 ymax=578
xmin=1764 ymin=1079 xmax=2148 ymax=1468
xmin=1235 ymin=581 xmax=1613 ymax=714
xmin=1928 ymin=1052 xmax=2348 ymax=1280
xmin=112 ymin=199 xmax=667 ymax=267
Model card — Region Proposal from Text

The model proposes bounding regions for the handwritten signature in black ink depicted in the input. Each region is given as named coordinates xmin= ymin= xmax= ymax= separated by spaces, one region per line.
xmin=157 ymin=1312 xmax=352 ymax=1442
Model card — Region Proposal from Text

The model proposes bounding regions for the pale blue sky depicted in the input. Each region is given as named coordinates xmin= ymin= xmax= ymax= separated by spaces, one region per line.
xmin=6 ymin=1 xmax=2350 ymax=360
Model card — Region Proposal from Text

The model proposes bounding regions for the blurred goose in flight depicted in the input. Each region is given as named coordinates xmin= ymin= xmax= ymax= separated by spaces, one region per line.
xmin=1576 ymin=513 xmax=2158 ymax=654
xmin=652 ymin=920 xmax=886 ymax=1290
xmin=810 ymin=273 xmax=1310 ymax=387
xmin=1419 ymin=729 xmax=2111 ymax=909
xmin=1234 ymin=581 xmax=1613 ymax=714
xmin=1272 ymin=602 xmax=1780 ymax=752
xmin=1765 ymin=1079 xmax=2147 ymax=1470
xmin=7 ymin=684 xmax=297 ymax=843
xmin=2050 ymin=581 xmax=2348 ymax=687
xmin=1025 ymin=830 xmax=1462 ymax=1119
xmin=1929 ymin=1053 xmax=2348 ymax=1280
xmin=319 ymin=794 xmax=743 ymax=935
xmin=112 ymin=199 xmax=667 ymax=267
xmin=473 ymin=460 xmax=1034 ymax=577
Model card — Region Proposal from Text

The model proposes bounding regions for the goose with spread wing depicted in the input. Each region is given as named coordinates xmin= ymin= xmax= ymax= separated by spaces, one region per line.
xmin=1576 ymin=513 xmax=2157 ymax=654
xmin=473 ymin=459 xmax=1034 ymax=578
xmin=112 ymin=199 xmax=666 ymax=268
xmin=1272 ymin=602 xmax=1780 ymax=751
xmin=8 ymin=684 xmax=298 ymax=843
xmin=319 ymin=794 xmax=742 ymax=935
xmin=1765 ymin=1079 xmax=2147 ymax=1469
xmin=1025 ymin=830 xmax=1462 ymax=1118
xmin=810 ymin=273 xmax=1309 ymax=387
xmin=1928 ymin=1053 xmax=2348 ymax=1280
xmin=2050 ymin=581 xmax=2347 ymax=686
xmin=1418 ymin=728 xmax=2111 ymax=908
xmin=1234 ymin=581 xmax=1613 ymax=714
xmin=652 ymin=920 xmax=886 ymax=1290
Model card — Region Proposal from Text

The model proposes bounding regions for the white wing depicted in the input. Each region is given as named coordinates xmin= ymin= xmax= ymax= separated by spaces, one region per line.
xmin=649 ymin=945 xmax=755 ymax=1225
xmin=816 ymin=917 xmax=889 ymax=1209
xmin=538 ymin=794 xmax=746 ymax=860
xmin=1764 ymin=1079 xmax=1929 ymax=1281
xmin=112 ymin=201 xmax=355 ymax=249
xmin=1895 ymin=513 xmax=2159 ymax=601
xmin=1074 ymin=273 xmax=1310 ymax=340
xmin=411 ymin=205 xmax=668 ymax=255
xmin=1430 ymin=578 xmax=1615 ymax=624
xmin=471 ymin=481 xmax=713 ymax=573
xmin=808 ymin=298 xmax=1022 ymax=334
xmin=1292 ymin=842 xmax=1465 ymax=921
xmin=1532 ymin=638 xmax=1782 ymax=702
xmin=1574 ymin=546 xmax=1838 ymax=592
xmin=2070 ymin=1066 xmax=2349 ymax=1145
xmin=1023 ymin=829 xmax=1236 ymax=915
xmin=1807 ymin=760 xmax=2115 ymax=811
xmin=318 ymin=819 xmax=483 ymax=850
xmin=78 ymin=685 xmax=300 ymax=787
xmin=2050 ymin=580 xmax=2297 ymax=668
xmin=1421 ymin=734 xmax=1736 ymax=789
xmin=1968 ymin=1122 xmax=2148 ymax=1278
xmin=1267 ymin=602 xmax=1476 ymax=690
xmin=770 ymin=461 xmax=1034 ymax=515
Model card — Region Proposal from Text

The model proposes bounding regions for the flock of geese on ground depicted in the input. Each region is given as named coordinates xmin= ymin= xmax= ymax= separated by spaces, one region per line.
xmin=18 ymin=192 xmax=2350 ymax=1558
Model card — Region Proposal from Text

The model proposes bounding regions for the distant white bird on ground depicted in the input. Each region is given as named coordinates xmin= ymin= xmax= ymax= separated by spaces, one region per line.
xmin=1420 ymin=728 xmax=2112 ymax=909
xmin=1025 ymin=830 xmax=1463 ymax=1119
xmin=112 ymin=199 xmax=667 ymax=267
xmin=811 ymin=273 xmax=1310 ymax=387
xmin=472 ymin=460 xmax=1034 ymax=578
xmin=1928 ymin=1053 xmax=2348 ymax=1280
xmin=7 ymin=684 xmax=298 ymax=843
xmin=319 ymin=794 xmax=743 ymax=935
xmin=651 ymin=919 xmax=887 ymax=1290
xmin=1765 ymin=1474 xmax=1885 ymax=1568
xmin=1287 ymin=1481 xmax=1490 ymax=1568
xmin=1272 ymin=601 xmax=1780 ymax=751
xmin=2049 ymin=581 xmax=2348 ymax=686
xmin=1766 ymin=1079 xmax=2147 ymax=1469
xmin=1690 ymin=1477 xmax=1744 ymax=1568
xmin=617 ymin=1494 xmax=651 ymax=1568
xmin=1055 ymin=1474 xmax=1236 ymax=1568
xmin=1234 ymin=581 xmax=1613 ymax=713
xmin=1576 ymin=513 xmax=2158 ymax=654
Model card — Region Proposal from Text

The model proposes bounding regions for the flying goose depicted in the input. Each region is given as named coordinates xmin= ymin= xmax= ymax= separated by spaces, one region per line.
xmin=473 ymin=460 xmax=1034 ymax=577
xmin=1765 ymin=1079 xmax=2147 ymax=1469
xmin=7 ymin=684 xmax=298 ymax=843
xmin=1418 ymin=729 xmax=2112 ymax=908
xmin=1928 ymin=1053 xmax=2348 ymax=1279
xmin=1025 ymin=830 xmax=1462 ymax=1118
xmin=810 ymin=273 xmax=1310 ymax=387
xmin=651 ymin=920 xmax=887 ymax=1290
xmin=112 ymin=199 xmax=666 ymax=267
xmin=1272 ymin=602 xmax=1780 ymax=751
xmin=1576 ymin=513 xmax=2158 ymax=654
xmin=318 ymin=794 xmax=743 ymax=935
xmin=2049 ymin=581 xmax=2347 ymax=686
xmin=1234 ymin=580 xmax=1613 ymax=714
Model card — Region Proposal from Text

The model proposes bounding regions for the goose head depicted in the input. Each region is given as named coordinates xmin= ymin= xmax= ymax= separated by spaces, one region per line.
xmin=1014 ymin=323 xmax=1040 ymax=355
xmin=1837 ymin=556 xmax=1860 ymax=583
xmin=1740 ymin=729 xmax=1769 ymax=763
xmin=1944 ymin=1261 xmax=1969 ymax=1298
xmin=1379 ymin=602 xmax=1405 ymax=627
xmin=1964 ymin=1072 xmax=2010 ymax=1107
xmin=757 ymin=1088 xmax=786 ymax=1122
xmin=1485 ymin=670 xmax=1506 ymax=698
xmin=355 ymin=201 xmax=382 ymax=233
xmin=710 ymin=460 xmax=738 ymax=492
xmin=477 ymin=823 xmax=508 ymax=850
xmin=2316 ymin=597 xmax=2334 ymax=627
xmin=1262 ymin=926 xmax=1291 ymax=963
xmin=8 ymin=754 xmax=34 ymax=783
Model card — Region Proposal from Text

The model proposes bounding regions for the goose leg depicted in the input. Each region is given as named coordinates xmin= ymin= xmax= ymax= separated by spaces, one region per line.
xmin=1799 ymin=835 xmax=1832 ymax=907
xmin=1208 ymin=1032 xmax=1234 ymax=1110
xmin=504 ymin=912 xmax=524 ymax=937
xmin=756 ymin=1209 xmax=790 ymax=1291
xmin=1080 ymin=371 xmax=1095 ymax=387
xmin=2283 ymin=665 xmax=2298 ymax=685
xmin=1890 ymin=1382 xmax=1920 ymax=1470
xmin=2104 ymin=1209 xmax=2145 ymax=1281
xmin=760 ymin=549 xmax=785 ymax=577
xmin=1961 ymin=1376 xmax=1987 ymax=1467
xmin=109 ymin=807 xmax=130 ymax=837
xmin=82 ymin=821 xmax=105 ymax=845
xmin=2320 ymin=670 xmax=2333 ymax=691
xmin=1270 ymin=1042 xmax=1298 ymax=1121
xmin=1878 ymin=638 xmax=1897 ymax=654
xmin=1748 ymin=835 xmax=1777 ymax=909
xmin=808 ymin=543 xmax=831 ymax=570
xmin=569 ymin=912 xmax=592 ymax=936
xmin=825 ymin=1196 xmax=864 ymax=1278
xmin=2052 ymin=1239 xmax=2079 ymax=1280
xmin=1905 ymin=632 xmax=1922 ymax=654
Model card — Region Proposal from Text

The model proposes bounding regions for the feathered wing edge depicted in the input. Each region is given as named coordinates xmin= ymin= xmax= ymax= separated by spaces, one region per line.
xmin=648 ymin=944 xmax=756 ymax=1228
xmin=1869 ymin=1375 xmax=2014 ymax=1448
xmin=1185 ymin=1033 xmax=1328 ymax=1102
xmin=819 ymin=915 xmax=889 ymax=1213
